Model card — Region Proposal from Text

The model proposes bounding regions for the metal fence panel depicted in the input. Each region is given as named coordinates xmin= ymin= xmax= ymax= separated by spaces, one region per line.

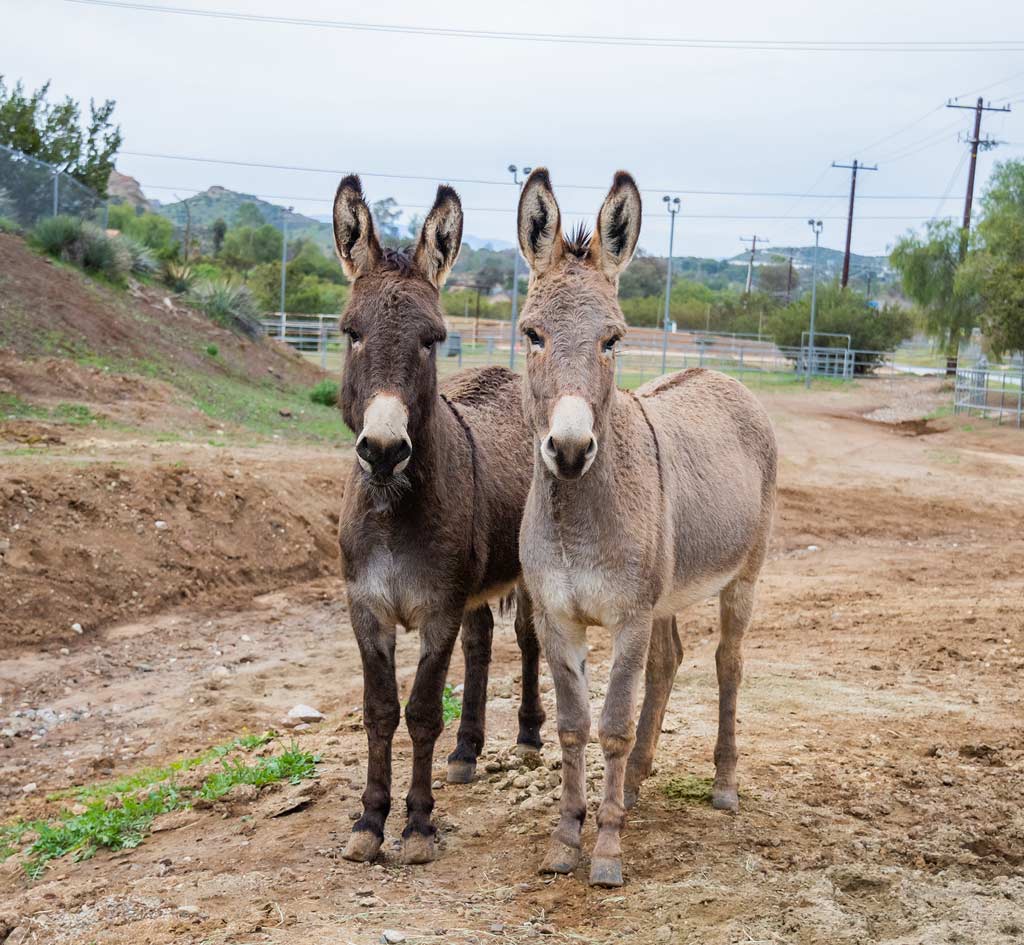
xmin=954 ymin=365 xmax=1024 ymax=428
xmin=0 ymin=143 xmax=107 ymax=229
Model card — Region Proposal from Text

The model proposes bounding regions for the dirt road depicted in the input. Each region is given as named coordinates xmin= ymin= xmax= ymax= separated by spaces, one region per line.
xmin=1 ymin=379 xmax=1022 ymax=944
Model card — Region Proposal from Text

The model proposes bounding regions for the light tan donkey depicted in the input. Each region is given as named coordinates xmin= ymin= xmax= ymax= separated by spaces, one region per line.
xmin=515 ymin=169 xmax=777 ymax=887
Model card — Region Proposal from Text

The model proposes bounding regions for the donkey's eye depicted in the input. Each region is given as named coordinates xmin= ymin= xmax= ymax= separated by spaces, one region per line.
xmin=524 ymin=328 xmax=544 ymax=350
xmin=422 ymin=338 xmax=435 ymax=351
xmin=602 ymin=335 xmax=620 ymax=354
xmin=344 ymin=328 xmax=361 ymax=344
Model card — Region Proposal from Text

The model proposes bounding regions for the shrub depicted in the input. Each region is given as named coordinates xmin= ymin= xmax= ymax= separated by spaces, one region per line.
xmin=31 ymin=216 xmax=129 ymax=281
xmin=188 ymin=277 xmax=260 ymax=337
xmin=115 ymin=235 xmax=158 ymax=275
xmin=205 ymin=343 xmax=219 ymax=357
xmin=0 ymin=216 xmax=19 ymax=235
xmin=162 ymin=261 xmax=195 ymax=293
xmin=309 ymin=379 xmax=339 ymax=406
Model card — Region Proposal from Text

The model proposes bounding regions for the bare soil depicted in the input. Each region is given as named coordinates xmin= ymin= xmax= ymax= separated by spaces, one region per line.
xmin=1 ymin=378 xmax=1023 ymax=945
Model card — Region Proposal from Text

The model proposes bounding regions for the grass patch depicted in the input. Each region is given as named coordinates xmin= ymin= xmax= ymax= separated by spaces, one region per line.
xmin=442 ymin=683 xmax=462 ymax=725
xmin=0 ymin=394 xmax=102 ymax=427
xmin=661 ymin=775 xmax=714 ymax=806
xmin=309 ymin=379 xmax=339 ymax=407
xmin=3 ymin=732 xmax=317 ymax=878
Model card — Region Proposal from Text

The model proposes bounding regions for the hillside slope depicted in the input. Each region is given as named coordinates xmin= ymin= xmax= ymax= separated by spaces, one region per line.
xmin=0 ymin=232 xmax=348 ymax=646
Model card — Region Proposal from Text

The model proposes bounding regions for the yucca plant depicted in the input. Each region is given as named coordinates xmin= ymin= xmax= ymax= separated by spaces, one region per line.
xmin=32 ymin=215 xmax=83 ymax=257
xmin=162 ymin=261 xmax=195 ymax=293
xmin=188 ymin=277 xmax=260 ymax=336
xmin=32 ymin=216 xmax=129 ymax=281
xmin=115 ymin=235 xmax=158 ymax=275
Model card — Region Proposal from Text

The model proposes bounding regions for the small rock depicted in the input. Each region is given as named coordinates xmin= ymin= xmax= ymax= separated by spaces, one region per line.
xmin=178 ymin=905 xmax=201 ymax=916
xmin=490 ymin=923 xmax=505 ymax=934
xmin=71 ymin=622 xmax=83 ymax=634
xmin=21 ymin=782 xmax=37 ymax=793
xmin=382 ymin=931 xmax=406 ymax=944
xmin=210 ymin=665 xmax=230 ymax=679
xmin=807 ymin=544 xmax=819 ymax=552
xmin=432 ymin=780 xmax=441 ymax=790
xmin=154 ymin=520 xmax=169 ymax=530
xmin=287 ymin=704 xmax=325 ymax=723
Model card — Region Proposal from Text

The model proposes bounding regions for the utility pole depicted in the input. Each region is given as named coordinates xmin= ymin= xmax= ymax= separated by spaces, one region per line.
xmin=740 ymin=235 xmax=768 ymax=295
xmin=832 ymin=160 xmax=877 ymax=288
xmin=507 ymin=163 xmax=532 ymax=369
xmin=806 ymin=219 xmax=823 ymax=388
xmin=660 ymin=196 xmax=681 ymax=375
xmin=786 ymin=256 xmax=794 ymax=304
xmin=946 ymin=96 xmax=1011 ymax=260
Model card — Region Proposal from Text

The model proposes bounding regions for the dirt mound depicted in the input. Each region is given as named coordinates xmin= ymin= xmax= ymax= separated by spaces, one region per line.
xmin=0 ymin=232 xmax=319 ymax=391
xmin=0 ymin=449 xmax=344 ymax=647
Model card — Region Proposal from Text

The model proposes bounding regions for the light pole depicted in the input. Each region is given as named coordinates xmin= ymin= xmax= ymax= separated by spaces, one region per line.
xmin=279 ymin=205 xmax=293 ymax=341
xmin=660 ymin=196 xmax=680 ymax=375
xmin=806 ymin=218 xmax=823 ymax=388
xmin=508 ymin=163 xmax=532 ymax=369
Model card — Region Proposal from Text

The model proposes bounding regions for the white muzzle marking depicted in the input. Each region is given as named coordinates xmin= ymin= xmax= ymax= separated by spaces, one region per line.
xmin=542 ymin=395 xmax=598 ymax=479
xmin=357 ymin=394 xmax=411 ymax=474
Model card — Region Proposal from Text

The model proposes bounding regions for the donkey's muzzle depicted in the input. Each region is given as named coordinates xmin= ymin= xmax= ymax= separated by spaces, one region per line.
xmin=356 ymin=435 xmax=411 ymax=480
xmin=543 ymin=432 xmax=598 ymax=481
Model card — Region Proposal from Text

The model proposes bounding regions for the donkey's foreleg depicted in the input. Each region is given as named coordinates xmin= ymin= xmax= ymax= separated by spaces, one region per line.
xmin=624 ymin=616 xmax=683 ymax=810
xmin=512 ymin=586 xmax=545 ymax=753
xmin=538 ymin=612 xmax=590 ymax=876
xmin=713 ymin=575 xmax=756 ymax=813
xmin=401 ymin=612 xmax=462 ymax=864
xmin=591 ymin=613 xmax=653 ymax=888
xmin=343 ymin=602 xmax=399 ymax=863
xmin=447 ymin=605 xmax=494 ymax=784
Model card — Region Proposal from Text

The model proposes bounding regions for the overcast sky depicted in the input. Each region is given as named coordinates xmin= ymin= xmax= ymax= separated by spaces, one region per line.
xmin=3 ymin=0 xmax=1023 ymax=259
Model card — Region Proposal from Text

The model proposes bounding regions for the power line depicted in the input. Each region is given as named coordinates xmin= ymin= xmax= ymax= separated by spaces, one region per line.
xmin=64 ymin=0 xmax=1024 ymax=52
xmin=122 ymin=150 xmax=963 ymax=200
xmin=136 ymin=183 xmax=954 ymax=221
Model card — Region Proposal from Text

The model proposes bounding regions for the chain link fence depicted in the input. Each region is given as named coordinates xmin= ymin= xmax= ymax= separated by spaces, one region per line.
xmin=0 ymin=143 xmax=108 ymax=229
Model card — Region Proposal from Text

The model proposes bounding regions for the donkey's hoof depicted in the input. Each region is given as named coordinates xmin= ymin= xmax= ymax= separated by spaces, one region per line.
xmin=342 ymin=829 xmax=382 ymax=863
xmin=589 ymin=857 xmax=624 ymax=888
xmin=712 ymin=787 xmax=739 ymax=812
xmin=399 ymin=832 xmax=436 ymax=865
xmin=539 ymin=840 xmax=579 ymax=875
xmin=446 ymin=760 xmax=476 ymax=784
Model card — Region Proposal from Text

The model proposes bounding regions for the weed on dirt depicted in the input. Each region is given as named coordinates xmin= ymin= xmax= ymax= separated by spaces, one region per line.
xmin=442 ymin=683 xmax=463 ymax=724
xmin=0 ymin=733 xmax=318 ymax=879
xmin=661 ymin=775 xmax=714 ymax=805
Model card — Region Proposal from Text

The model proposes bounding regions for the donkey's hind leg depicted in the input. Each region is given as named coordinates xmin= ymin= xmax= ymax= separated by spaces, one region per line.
xmin=624 ymin=616 xmax=683 ymax=810
xmin=713 ymin=573 xmax=758 ymax=812
xmin=512 ymin=586 xmax=546 ymax=753
xmin=447 ymin=605 xmax=494 ymax=784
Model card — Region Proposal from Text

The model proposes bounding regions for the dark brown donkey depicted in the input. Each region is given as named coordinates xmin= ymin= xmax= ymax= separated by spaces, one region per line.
xmin=332 ymin=176 xmax=544 ymax=865
xmin=515 ymin=169 xmax=777 ymax=887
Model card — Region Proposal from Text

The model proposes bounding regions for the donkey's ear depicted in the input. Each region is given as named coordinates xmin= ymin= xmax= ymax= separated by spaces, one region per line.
xmin=333 ymin=174 xmax=382 ymax=280
xmin=517 ymin=168 xmax=563 ymax=276
xmin=413 ymin=184 xmax=463 ymax=288
xmin=589 ymin=171 xmax=642 ymax=282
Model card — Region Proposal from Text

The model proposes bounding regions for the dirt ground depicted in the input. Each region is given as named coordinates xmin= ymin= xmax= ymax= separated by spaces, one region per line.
xmin=1 ymin=377 xmax=1023 ymax=945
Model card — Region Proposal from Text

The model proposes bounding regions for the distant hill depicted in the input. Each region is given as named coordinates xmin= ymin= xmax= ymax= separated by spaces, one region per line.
xmin=154 ymin=186 xmax=333 ymax=249
xmin=727 ymin=245 xmax=892 ymax=280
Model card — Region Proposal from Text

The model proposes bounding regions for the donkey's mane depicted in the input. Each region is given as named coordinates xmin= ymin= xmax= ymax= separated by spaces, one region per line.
xmin=562 ymin=222 xmax=592 ymax=259
xmin=380 ymin=246 xmax=416 ymax=275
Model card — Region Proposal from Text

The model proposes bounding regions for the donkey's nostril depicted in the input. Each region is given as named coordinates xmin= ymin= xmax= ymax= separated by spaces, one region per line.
xmin=355 ymin=437 xmax=374 ymax=463
xmin=584 ymin=436 xmax=598 ymax=459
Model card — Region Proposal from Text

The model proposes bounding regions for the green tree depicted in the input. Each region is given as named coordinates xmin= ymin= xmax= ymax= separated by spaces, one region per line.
xmin=220 ymin=224 xmax=282 ymax=271
xmin=371 ymin=197 xmax=401 ymax=242
xmin=768 ymin=283 xmax=913 ymax=370
xmin=0 ymin=76 xmax=121 ymax=196
xmin=757 ymin=259 xmax=798 ymax=298
xmin=107 ymin=202 xmax=177 ymax=259
xmin=890 ymin=219 xmax=974 ymax=354
xmin=211 ymin=218 xmax=227 ymax=255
